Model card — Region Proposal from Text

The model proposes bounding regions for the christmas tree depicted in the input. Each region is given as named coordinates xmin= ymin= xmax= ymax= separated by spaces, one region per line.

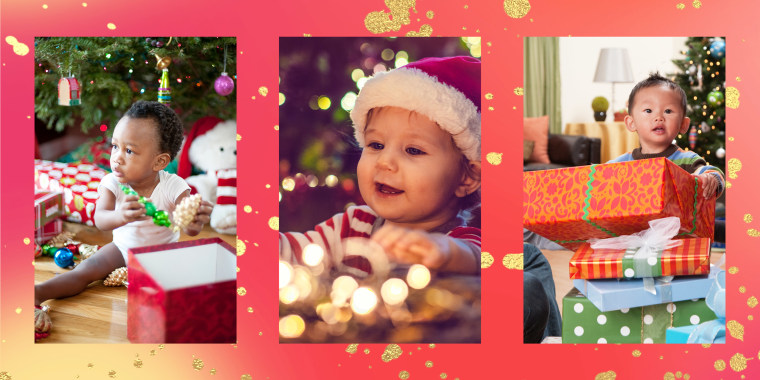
xmin=670 ymin=37 xmax=726 ymax=174
xmin=34 ymin=37 xmax=237 ymax=132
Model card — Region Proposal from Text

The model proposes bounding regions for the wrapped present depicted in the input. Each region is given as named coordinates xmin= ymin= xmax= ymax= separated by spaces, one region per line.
xmin=35 ymin=219 xmax=63 ymax=245
xmin=523 ymin=158 xmax=715 ymax=251
xmin=666 ymin=268 xmax=726 ymax=343
xmin=127 ymin=238 xmax=237 ymax=343
xmin=573 ymin=265 xmax=718 ymax=312
xmin=666 ymin=325 xmax=725 ymax=344
xmin=562 ymin=288 xmax=716 ymax=344
xmin=34 ymin=190 xmax=64 ymax=229
xmin=35 ymin=159 xmax=107 ymax=226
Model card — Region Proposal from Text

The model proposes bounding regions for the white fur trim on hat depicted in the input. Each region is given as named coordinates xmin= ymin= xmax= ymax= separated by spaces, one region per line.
xmin=350 ymin=67 xmax=481 ymax=161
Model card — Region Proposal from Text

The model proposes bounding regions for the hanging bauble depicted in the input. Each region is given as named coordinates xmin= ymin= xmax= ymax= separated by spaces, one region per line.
xmin=689 ymin=126 xmax=697 ymax=149
xmin=707 ymin=90 xmax=724 ymax=107
xmin=214 ymin=72 xmax=235 ymax=96
xmin=58 ymin=76 xmax=81 ymax=106
xmin=687 ymin=65 xmax=697 ymax=75
xmin=158 ymin=68 xmax=171 ymax=105
xmin=700 ymin=121 xmax=710 ymax=133
xmin=154 ymin=54 xmax=172 ymax=70
xmin=709 ymin=39 xmax=726 ymax=59
xmin=54 ymin=248 xmax=75 ymax=268
xmin=716 ymin=147 xmax=726 ymax=159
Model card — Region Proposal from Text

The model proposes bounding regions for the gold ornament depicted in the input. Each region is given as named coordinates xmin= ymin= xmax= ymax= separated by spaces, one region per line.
xmin=78 ymin=243 xmax=99 ymax=260
xmin=103 ymin=267 xmax=127 ymax=286
xmin=155 ymin=54 xmax=172 ymax=70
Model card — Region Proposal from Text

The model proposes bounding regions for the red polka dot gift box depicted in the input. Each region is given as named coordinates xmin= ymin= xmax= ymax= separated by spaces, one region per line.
xmin=34 ymin=159 xmax=106 ymax=226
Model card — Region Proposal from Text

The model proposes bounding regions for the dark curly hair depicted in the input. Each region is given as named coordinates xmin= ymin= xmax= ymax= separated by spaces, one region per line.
xmin=124 ymin=101 xmax=184 ymax=160
xmin=627 ymin=72 xmax=687 ymax=115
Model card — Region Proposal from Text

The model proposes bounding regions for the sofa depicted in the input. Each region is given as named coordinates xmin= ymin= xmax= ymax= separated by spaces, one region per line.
xmin=524 ymin=134 xmax=601 ymax=171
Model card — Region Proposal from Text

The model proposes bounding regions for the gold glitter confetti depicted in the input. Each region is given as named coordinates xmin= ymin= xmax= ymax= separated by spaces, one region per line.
xmin=426 ymin=10 xmax=434 ymax=18
xmin=192 ymin=358 xmax=204 ymax=371
xmin=488 ymin=106 xmax=494 ymax=111
xmin=347 ymin=344 xmax=358 ymax=354
xmin=364 ymin=0 xmax=415 ymax=33
xmin=107 ymin=23 xmax=116 ymax=30
xmin=726 ymin=87 xmax=740 ymax=109
xmin=88 ymin=363 xmax=94 ymax=368
xmin=481 ymin=252 xmax=494 ymax=268
xmin=730 ymin=267 xmax=739 ymax=274
xmin=677 ymin=3 xmax=685 ymax=9
xmin=504 ymin=0 xmax=531 ymax=18
xmin=503 ymin=253 xmax=523 ymax=270
xmin=745 ymin=214 xmax=753 ymax=223
xmin=42 ymin=4 xmax=48 ymax=8
xmin=237 ymin=239 xmax=246 ymax=256
xmin=23 ymin=238 xmax=30 ymax=245
xmin=382 ymin=344 xmax=403 ymax=362
xmin=441 ymin=374 xmax=447 ymax=379
xmin=236 ymin=133 xmax=241 ymax=141
xmin=210 ymin=369 xmax=216 ymax=375
xmin=108 ymin=370 xmax=117 ymax=378
xmin=0 ymin=372 xmax=10 ymax=380
xmin=247 ymin=307 xmax=254 ymax=313
xmin=364 ymin=348 xmax=370 ymax=354
xmin=82 ymin=2 xmax=87 ymax=6
xmin=5 ymin=36 xmax=29 ymax=56
xmin=15 ymin=307 xmax=21 ymax=314
xmin=632 ymin=350 xmax=641 ymax=357
xmin=269 ymin=216 xmax=279 ymax=230
xmin=406 ymin=25 xmax=433 ymax=37
xmin=134 ymin=358 xmax=143 ymax=368
xmin=730 ymin=353 xmax=748 ymax=371
xmin=429 ymin=343 xmax=435 ymax=348
xmin=728 ymin=158 xmax=742 ymax=179
xmin=748 ymin=229 xmax=760 ymax=237
xmin=258 ymin=87 xmax=268 ymax=96
xmin=692 ymin=0 xmax=701 ymax=8
xmin=715 ymin=359 xmax=726 ymax=371
xmin=514 ymin=87 xmax=524 ymax=96
xmin=237 ymin=287 xmax=247 ymax=296
xmin=749 ymin=296 xmax=758 ymax=307
xmin=241 ymin=375 xmax=252 ymax=380
xmin=425 ymin=361 xmax=433 ymax=368
xmin=244 ymin=205 xmax=252 ymax=213
xmin=399 ymin=371 xmax=410 ymax=380
xmin=664 ymin=373 xmax=675 ymax=380
xmin=485 ymin=93 xmax=494 ymax=100
xmin=740 ymin=286 xmax=746 ymax=293
xmin=274 ymin=125 xmax=279 ymax=131
xmin=158 ymin=344 xmax=164 ymax=350
xmin=595 ymin=371 xmax=616 ymax=380
xmin=486 ymin=152 xmax=503 ymax=165
xmin=728 ymin=320 xmax=745 ymax=340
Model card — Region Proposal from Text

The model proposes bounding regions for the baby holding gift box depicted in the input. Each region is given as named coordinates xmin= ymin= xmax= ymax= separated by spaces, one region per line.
xmin=34 ymin=101 xmax=214 ymax=340
xmin=280 ymin=56 xmax=482 ymax=275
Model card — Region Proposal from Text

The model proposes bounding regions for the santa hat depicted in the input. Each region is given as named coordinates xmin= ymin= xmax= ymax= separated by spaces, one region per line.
xmin=349 ymin=56 xmax=481 ymax=161
xmin=176 ymin=116 xmax=224 ymax=178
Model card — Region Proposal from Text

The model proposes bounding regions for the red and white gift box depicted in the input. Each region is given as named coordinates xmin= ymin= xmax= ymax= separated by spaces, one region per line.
xmin=127 ymin=238 xmax=237 ymax=343
xmin=34 ymin=189 xmax=65 ymax=229
xmin=34 ymin=159 xmax=106 ymax=226
xmin=35 ymin=219 xmax=63 ymax=245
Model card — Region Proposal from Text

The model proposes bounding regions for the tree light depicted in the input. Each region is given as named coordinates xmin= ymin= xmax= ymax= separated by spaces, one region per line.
xmin=351 ymin=287 xmax=378 ymax=314
xmin=381 ymin=278 xmax=409 ymax=306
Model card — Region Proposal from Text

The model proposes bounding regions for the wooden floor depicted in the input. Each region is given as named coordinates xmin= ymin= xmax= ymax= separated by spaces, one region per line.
xmin=35 ymin=222 xmax=236 ymax=344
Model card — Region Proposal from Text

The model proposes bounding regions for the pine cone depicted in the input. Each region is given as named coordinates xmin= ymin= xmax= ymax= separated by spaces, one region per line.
xmin=172 ymin=194 xmax=202 ymax=232
xmin=103 ymin=267 xmax=128 ymax=287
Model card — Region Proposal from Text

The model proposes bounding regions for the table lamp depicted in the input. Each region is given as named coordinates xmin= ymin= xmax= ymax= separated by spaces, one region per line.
xmin=593 ymin=48 xmax=634 ymax=116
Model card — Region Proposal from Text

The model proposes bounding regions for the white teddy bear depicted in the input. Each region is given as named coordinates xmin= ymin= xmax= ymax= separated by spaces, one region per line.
xmin=179 ymin=118 xmax=237 ymax=235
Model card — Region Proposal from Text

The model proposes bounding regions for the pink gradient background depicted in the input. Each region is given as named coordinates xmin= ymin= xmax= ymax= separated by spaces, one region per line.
xmin=2 ymin=0 xmax=759 ymax=378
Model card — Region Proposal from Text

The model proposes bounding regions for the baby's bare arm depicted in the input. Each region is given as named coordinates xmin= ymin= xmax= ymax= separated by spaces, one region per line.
xmin=94 ymin=187 xmax=149 ymax=231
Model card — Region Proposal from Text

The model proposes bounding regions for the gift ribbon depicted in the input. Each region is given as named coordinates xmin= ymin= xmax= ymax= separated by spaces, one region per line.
xmin=677 ymin=177 xmax=699 ymax=237
xmin=687 ymin=264 xmax=726 ymax=343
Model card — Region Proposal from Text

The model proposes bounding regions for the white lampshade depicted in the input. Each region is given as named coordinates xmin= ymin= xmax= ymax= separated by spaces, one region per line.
xmin=593 ymin=48 xmax=634 ymax=83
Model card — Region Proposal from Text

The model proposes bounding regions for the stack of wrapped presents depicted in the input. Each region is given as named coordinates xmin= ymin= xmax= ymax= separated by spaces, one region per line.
xmin=524 ymin=158 xmax=726 ymax=344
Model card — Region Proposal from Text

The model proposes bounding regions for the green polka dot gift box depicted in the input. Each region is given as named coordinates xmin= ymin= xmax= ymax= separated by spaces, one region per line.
xmin=561 ymin=287 xmax=716 ymax=344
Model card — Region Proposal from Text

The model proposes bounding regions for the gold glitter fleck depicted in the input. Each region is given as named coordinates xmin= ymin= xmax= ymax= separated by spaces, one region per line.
xmin=728 ymin=320 xmax=745 ymax=341
xmin=726 ymin=181 xmax=732 ymax=189
xmin=676 ymin=3 xmax=685 ymax=9
xmin=259 ymin=331 xmax=263 ymax=336
xmin=485 ymin=93 xmax=494 ymax=100
xmin=486 ymin=152 xmax=503 ymax=166
xmin=88 ymin=363 xmax=94 ymax=368
xmin=749 ymin=297 xmax=758 ymax=308
xmin=464 ymin=4 xmax=468 ymax=8
xmin=633 ymin=350 xmax=641 ymax=357
xmin=740 ymin=286 xmax=746 ymax=293
xmin=82 ymin=2 xmax=87 ymax=6
xmin=715 ymin=359 xmax=726 ymax=371
xmin=728 ymin=158 xmax=742 ymax=179
xmin=266 ymin=184 xmax=272 ymax=188
xmin=745 ymin=214 xmax=753 ymax=223
xmin=236 ymin=267 xmax=240 ymax=272
xmin=247 ymin=307 xmax=254 ymax=313
xmin=269 ymin=216 xmax=279 ymax=230
xmin=736 ymin=76 xmax=741 ymax=81
xmin=748 ymin=229 xmax=760 ymax=237
xmin=241 ymin=375 xmax=252 ymax=380
xmin=504 ymin=0 xmax=531 ymax=18
xmin=441 ymin=373 xmax=447 ymax=379
xmin=503 ymin=253 xmax=523 ymax=270
xmin=664 ymin=372 xmax=675 ymax=380
xmin=274 ymin=125 xmax=279 ymax=131
xmin=692 ymin=0 xmax=701 ymax=8
xmin=303 ymin=34 xmax=312 ymax=37
xmin=158 ymin=344 xmax=164 ymax=350
xmin=108 ymin=370 xmax=117 ymax=378
xmin=514 ymin=87 xmax=524 ymax=96
xmin=488 ymin=106 xmax=494 ymax=111
xmin=729 ymin=267 xmax=739 ymax=274
xmin=364 ymin=0 xmax=415 ymax=33
xmin=595 ymin=371 xmax=616 ymax=380
xmin=192 ymin=358 xmax=204 ymax=371
xmin=42 ymin=4 xmax=48 ymax=8
xmin=237 ymin=239 xmax=246 ymax=256
xmin=749 ymin=316 xmax=754 ymax=320
xmin=210 ymin=368 xmax=216 ymax=375
xmin=134 ymin=358 xmax=143 ymax=368
xmin=429 ymin=344 xmax=435 ymax=348
xmin=15 ymin=307 xmax=21 ymax=314
xmin=730 ymin=353 xmax=748 ymax=371
xmin=481 ymin=252 xmax=494 ymax=268
xmin=244 ymin=205 xmax=252 ymax=213
xmin=258 ymin=87 xmax=268 ymax=96
xmin=406 ymin=25 xmax=433 ymax=37
xmin=426 ymin=10 xmax=434 ymax=18
xmin=382 ymin=344 xmax=403 ymax=362
xmin=23 ymin=238 xmax=30 ymax=245
xmin=684 ymin=374 xmax=690 ymax=380
xmin=237 ymin=287 xmax=247 ymax=296
xmin=726 ymin=87 xmax=740 ymax=109
xmin=347 ymin=344 xmax=358 ymax=354
xmin=364 ymin=348 xmax=370 ymax=354
xmin=729 ymin=136 xmax=734 ymax=141
xmin=236 ymin=133 xmax=241 ymax=141
xmin=399 ymin=371 xmax=410 ymax=380
xmin=107 ymin=23 xmax=116 ymax=30
xmin=426 ymin=361 xmax=433 ymax=368
xmin=702 ymin=344 xmax=711 ymax=348
xmin=0 ymin=372 xmax=10 ymax=380
xmin=5 ymin=36 xmax=29 ymax=56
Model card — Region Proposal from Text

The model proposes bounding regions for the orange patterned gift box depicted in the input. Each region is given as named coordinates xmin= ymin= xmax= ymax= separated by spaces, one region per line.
xmin=568 ymin=238 xmax=711 ymax=280
xmin=523 ymin=158 xmax=715 ymax=251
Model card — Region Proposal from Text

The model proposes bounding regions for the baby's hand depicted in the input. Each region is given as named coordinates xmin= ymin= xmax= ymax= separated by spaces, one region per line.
xmin=694 ymin=173 xmax=718 ymax=199
xmin=371 ymin=225 xmax=451 ymax=269
xmin=119 ymin=195 xmax=150 ymax=224
xmin=184 ymin=200 xmax=214 ymax=233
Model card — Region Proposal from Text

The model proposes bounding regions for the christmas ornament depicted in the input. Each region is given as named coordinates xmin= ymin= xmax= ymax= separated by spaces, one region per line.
xmin=688 ymin=65 xmax=697 ymax=75
xmin=58 ymin=76 xmax=81 ymax=106
xmin=34 ymin=305 xmax=52 ymax=341
xmin=707 ymin=90 xmax=724 ymax=107
xmin=104 ymin=267 xmax=128 ymax=287
xmin=214 ymin=72 xmax=235 ymax=96
xmin=709 ymin=39 xmax=726 ymax=59
xmin=54 ymin=247 xmax=75 ymax=268
xmin=120 ymin=184 xmax=172 ymax=227
xmin=154 ymin=54 xmax=172 ymax=70
xmin=158 ymin=68 xmax=171 ymax=105
xmin=700 ymin=121 xmax=710 ymax=133
xmin=716 ymin=147 xmax=726 ymax=159
xmin=689 ymin=126 xmax=697 ymax=149
xmin=172 ymin=193 xmax=202 ymax=232
xmin=78 ymin=243 xmax=99 ymax=260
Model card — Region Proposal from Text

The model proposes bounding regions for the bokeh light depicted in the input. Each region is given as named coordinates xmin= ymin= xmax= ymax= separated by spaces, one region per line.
xmin=331 ymin=275 xmax=359 ymax=306
xmin=282 ymin=177 xmax=295 ymax=191
xmin=325 ymin=174 xmax=339 ymax=187
xmin=279 ymin=284 xmax=299 ymax=304
xmin=407 ymin=264 xmax=431 ymax=289
xmin=279 ymin=260 xmax=293 ymax=288
xmin=340 ymin=92 xmax=357 ymax=111
xmin=380 ymin=278 xmax=409 ymax=306
xmin=317 ymin=96 xmax=331 ymax=110
xmin=302 ymin=243 xmax=325 ymax=266
xmin=279 ymin=314 xmax=306 ymax=338
xmin=356 ymin=77 xmax=369 ymax=90
xmin=279 ymin=92 xmax=286 ymax=105
xmin=351 ymin=68 xmax=365 ymax=82
xmin=351 ymin=287 xmax=378 ymax=315
xmin=381 ymin=48 xmax=395 ymax=61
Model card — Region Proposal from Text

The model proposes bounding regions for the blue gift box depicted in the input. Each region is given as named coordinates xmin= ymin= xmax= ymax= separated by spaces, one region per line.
xmin=666 ymin=325 xmax=725 ymax=344
xmin=573 ymin=266 xmax=717 ymax=312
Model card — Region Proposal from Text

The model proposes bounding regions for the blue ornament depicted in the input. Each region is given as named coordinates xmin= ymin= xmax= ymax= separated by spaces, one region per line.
xmin=54 ymin=248 xmax=75 ymax=268
xmin=709 ymin=40 xmax=725 ymax=59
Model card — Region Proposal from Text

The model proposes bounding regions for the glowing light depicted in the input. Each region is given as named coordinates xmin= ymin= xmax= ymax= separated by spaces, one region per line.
xmin=279 ymin=192 xmax=282 ymax=202
xmin=469 ymin=45 xmax=482 ymax=58
xmin=292 ymin=267 xmax=314 ymax=299
xmin=282 ymin=177 xmax=295 ymax=191
xmin=351 ymin=69 xmax=365 ymax=82
xmin=279 ymin=260 xmax=293 ymax=288
xmin=331 ymin=275 xmax=359 ymax=306
xmin=340 ymin=92 xmax=357 ymax=111
xmin=356 ymin=77 xmax=369 ymax=90
xmin=306 ymin=174 xmax=318 ymax=187
xmin=373 ymin=63 xmax=387 ymax=74
xmin=381 ymin=48 xmax=395 ymax=61
xmin=325 ymin=175 xmax=339 ymax=187
xmin=381 ymin=278 xmax=409 ymax=306
xmin=351 ymin=287 xmax=378 ymax=314
xmin=176 ymin=78 xmax=182 ymax=83
xmin=308 ymin=95 xmax=319 ymax=110
xmin=317 ymin=96 xmax=331 ymax=110
xmin=279 ymin=92 xmax=286 ymax=105
xmin=394 ymin=57 xmax=409 ymax=68
xmin=106 ymin=53 xmax=111 ymax=59
xmin=128 ymin=69 xmax=133 ymax=73
xmin=396 ymin=51 xmax=409 ymax=60
xmin=279 ymin=284 xmax=299 ymax=304
xmin=279 ymin=314 xmax=305 ymax=338
xmin=302 ymin=244 xmax=325 ymax=266
xmin=407 ymin=264 xmax=431 ymax=289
